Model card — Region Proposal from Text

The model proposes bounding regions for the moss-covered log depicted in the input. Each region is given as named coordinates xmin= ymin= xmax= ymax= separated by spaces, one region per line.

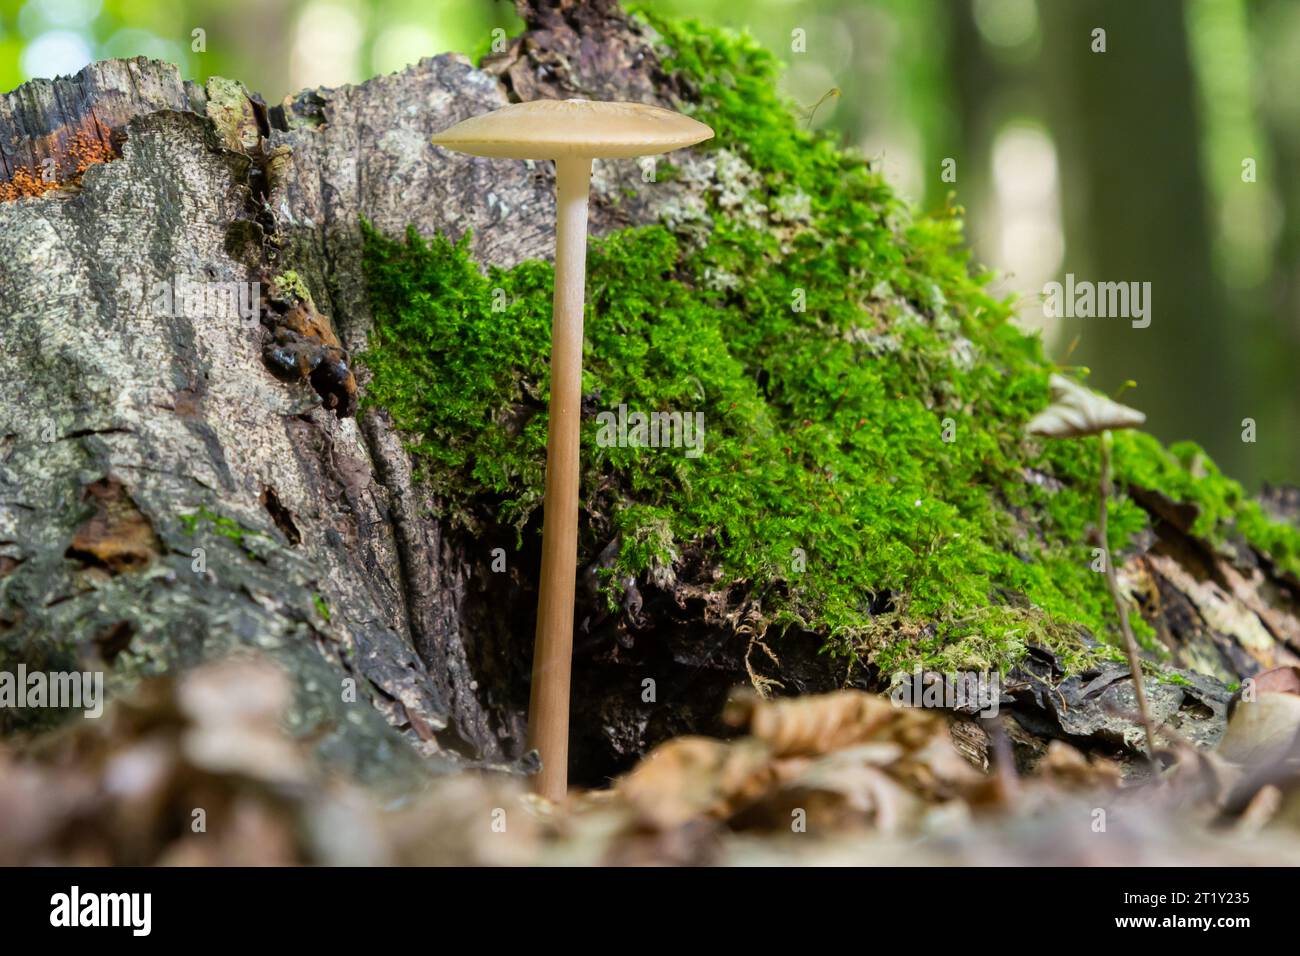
xmin=1 ymin=0 xmax=1298 ymax=788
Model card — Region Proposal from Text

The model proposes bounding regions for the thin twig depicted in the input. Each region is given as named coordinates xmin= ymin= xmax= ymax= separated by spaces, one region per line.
xmin=1099 ymin=430 xmax=1159 ymax=760
xmin=803 ymin=88 xmax=841 ymax=129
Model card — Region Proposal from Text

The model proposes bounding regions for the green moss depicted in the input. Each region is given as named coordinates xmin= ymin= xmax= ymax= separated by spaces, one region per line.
xmin=359 ymin=12 xmax=1298 ymax=678
xmin=1114 ymin=432 xmax=1300 ymax=577
xmin=180 ymin=507 xmax=270 ymax=560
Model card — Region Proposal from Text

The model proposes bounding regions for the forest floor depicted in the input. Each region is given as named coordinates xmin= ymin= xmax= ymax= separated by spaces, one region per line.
xmin=3 ymin=655 xmax=1299 ymax=865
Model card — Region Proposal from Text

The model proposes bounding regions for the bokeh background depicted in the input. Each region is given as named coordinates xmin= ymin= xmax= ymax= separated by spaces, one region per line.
xmin=2 ymin=0 xmax=1297 ymax=490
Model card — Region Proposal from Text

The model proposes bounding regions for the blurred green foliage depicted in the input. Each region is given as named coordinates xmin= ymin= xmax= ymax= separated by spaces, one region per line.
xmin=0 ymin=0 xmax=522 ymax=101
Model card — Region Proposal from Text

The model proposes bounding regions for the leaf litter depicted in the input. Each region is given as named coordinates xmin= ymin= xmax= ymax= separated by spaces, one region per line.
xmin=2 ymin=655 xmax=1300 ymax=865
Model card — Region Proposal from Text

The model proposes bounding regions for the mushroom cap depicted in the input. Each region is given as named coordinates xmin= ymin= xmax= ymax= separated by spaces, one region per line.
xmin=430 ymin=98 xmax=714 ymax=160
xmin=1026 ymin=374 xmax=1146 ymax=439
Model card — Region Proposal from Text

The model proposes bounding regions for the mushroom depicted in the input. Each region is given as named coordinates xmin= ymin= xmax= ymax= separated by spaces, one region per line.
xmin=1027 ymin=374 xmax=1159 ymax=759
xmin=1026 ymin=374 xmax=1146 ymax=439
xmin=431 ymin=99 xmax=714 ymax=801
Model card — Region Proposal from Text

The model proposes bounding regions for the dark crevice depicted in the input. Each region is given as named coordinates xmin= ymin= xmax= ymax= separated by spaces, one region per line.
xmin=91 ymin=620 xmax=135 ymax=665
xmin=59 ymin=426 xmax=131 ymax=441
xmin=260 ymin=485 xmax=301 ymax=546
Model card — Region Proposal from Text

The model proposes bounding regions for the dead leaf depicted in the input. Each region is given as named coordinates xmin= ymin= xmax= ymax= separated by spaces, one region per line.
xmin=725 ymin=689 xmax=941 ymax=758
xmin=1037 ymin=740 xmax=1121 ymax=789
xmin=1217 ymin=668 xmax=1300 ymax=766
xmin=732 ymin=749 xmax=923 ymax=834
xmin=616 ymin=736 xmax=775 ymax=828
xmin=177 ymin=659 xmax=306 ymax=784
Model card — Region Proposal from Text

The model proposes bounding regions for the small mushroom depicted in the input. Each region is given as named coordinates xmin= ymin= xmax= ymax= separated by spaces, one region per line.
xmin=1026 ymin=374 xmax=1146 ymax=438
xmin=1027 ymin=375 xmax=1158 ymax=760
xmin=432 ymin=99 xmax=714 ymax=801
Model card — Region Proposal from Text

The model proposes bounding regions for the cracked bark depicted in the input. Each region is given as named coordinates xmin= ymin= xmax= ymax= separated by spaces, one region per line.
xmin=1 ymin=0 xmax=1299 ymax=788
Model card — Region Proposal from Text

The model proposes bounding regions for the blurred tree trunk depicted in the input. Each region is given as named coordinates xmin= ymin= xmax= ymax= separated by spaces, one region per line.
xmin=1038 ymin=0 xmax=1237 ymax=475
xmin=946 ymin=0 xmax=999 ymax=257
xmin=1247 ymin=0 xmax=1300 ymax=483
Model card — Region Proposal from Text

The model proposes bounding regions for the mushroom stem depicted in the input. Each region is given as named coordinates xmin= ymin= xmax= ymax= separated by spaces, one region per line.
xmin=528 ymin=155 xmax=593 ymax=802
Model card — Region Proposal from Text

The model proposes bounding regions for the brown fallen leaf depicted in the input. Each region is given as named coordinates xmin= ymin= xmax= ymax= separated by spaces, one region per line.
xmin=177 ymin=658 xmax=307 ymax=785
xmin=1217 ymin=667 xmax=1300 ymax=767
xmin=1232 ymin=784 xmax=1283 ymax=836
xmin=730 ymin=747 xmax=924 ymax=834
xmin=724 ymin=688 xmax=942 ymax=758
xmin=616 ymin=736 xmax=776 ymax=829
xmin=1247 ymin=666 xmax=1300 ymax=696
xmin=1037 ymin=740 xmax=1122 ymax=789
